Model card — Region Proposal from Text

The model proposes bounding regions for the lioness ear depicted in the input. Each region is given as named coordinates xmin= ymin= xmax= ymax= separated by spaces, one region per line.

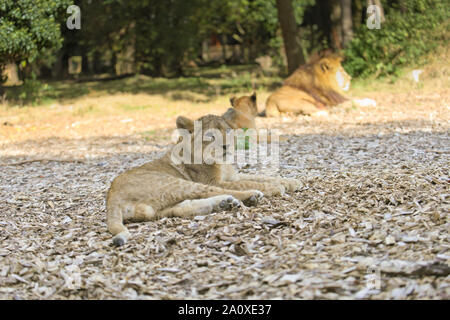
xmin=250 ymin=92 xmax=257 ymax=102
xmin=229 ymin=97 xmax=236 ymax=107
xmin=176 ymin=116 xmax=194 ymax=133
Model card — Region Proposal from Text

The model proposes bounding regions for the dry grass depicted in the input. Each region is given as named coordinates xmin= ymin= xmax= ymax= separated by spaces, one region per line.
xmin=0 ymin=56 xmax=449 ymax=299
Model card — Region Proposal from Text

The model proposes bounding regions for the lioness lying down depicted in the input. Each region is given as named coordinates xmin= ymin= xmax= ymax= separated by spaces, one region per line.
xmin=222 ymin=92 xmax=280 ymax=143
xmin=222 ymin=92 xmax=259 ymax=130
xmin=106 ymin=114 xmax=300 ymax=246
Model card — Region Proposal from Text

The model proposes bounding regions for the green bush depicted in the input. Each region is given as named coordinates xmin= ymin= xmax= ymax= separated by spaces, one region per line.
xmin=344 ymin=0 xmax=449 ymax=78
xmin=0 ymin=0 xmax=72 ymax=66
xmin=18 ymin=73 xmax=54 ymax=105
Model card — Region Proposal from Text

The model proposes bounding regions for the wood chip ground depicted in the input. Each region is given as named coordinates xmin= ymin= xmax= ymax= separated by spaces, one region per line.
xmin=0 ymin=89 xmax=449 ymax=299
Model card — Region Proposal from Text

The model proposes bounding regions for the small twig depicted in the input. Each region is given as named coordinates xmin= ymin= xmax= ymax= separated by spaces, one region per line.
xmin=426 ymin=149 xmax=449 ymax=154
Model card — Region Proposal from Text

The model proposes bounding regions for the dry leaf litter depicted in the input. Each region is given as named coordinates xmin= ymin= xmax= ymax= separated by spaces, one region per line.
xmin=0 ymin=90 xmax=449 ymax=299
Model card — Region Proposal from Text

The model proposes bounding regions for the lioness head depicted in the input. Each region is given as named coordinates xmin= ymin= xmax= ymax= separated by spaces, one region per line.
xmin=229 ymin=92 xmax=258 ymax=117
xmin=175 ymin=114 xmax=232 ymax=165
xmin=314 ymin=55 xmax=351 ymax=93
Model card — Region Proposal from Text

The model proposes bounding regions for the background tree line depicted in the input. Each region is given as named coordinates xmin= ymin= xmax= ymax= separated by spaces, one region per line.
xmin=0 ymin=0 xmax=448 ymax=93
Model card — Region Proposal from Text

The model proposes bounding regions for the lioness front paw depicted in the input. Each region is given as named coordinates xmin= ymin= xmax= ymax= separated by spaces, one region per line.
xmin=243 ymin=190 xmax=264 ymax=207
xmin=217 ymin=196 xmax=241 ymax=211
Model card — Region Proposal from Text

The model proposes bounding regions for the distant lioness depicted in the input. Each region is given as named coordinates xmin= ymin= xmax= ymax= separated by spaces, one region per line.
xmin=222 ymin=93 xmax=258 ymax=130
xmin=222 ymin=92 xmax=278 ymax=142
xmin=264 ymin=54 xmax=351 ymax=117
xmin=106 ymin=114 xmax=300 ymax=246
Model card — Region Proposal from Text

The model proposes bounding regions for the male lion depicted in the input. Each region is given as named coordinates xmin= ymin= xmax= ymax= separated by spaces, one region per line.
xmin=264 ymin=54 xmax=351 ymax=117
xmin=106 ymin=114 xmax=299 ymax=246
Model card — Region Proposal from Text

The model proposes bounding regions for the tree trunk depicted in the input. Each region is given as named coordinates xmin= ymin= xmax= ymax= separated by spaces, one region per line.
xmin=398 ymin=0 xmax=407 ymax=13
xmin=82 ymin=54 xmax=90 ymax=74
xmin=341 ymin=0 xmax=353 ymax=47
xmin=111 ymin=52 xmax=117 ymax=75
xmin=55 ymin=53 xmax=70 ymax=79
xmin=202 ymin=40 xmax=209 ymax=62
xmin=329 ymin=0 xmax=342 ymax=50
xmin=3 ymin=63 xmax=20 ymax=85
xmin=0 ymin=82 xmax=4 ymax=101
xmin=275 ymin=0 xmax=305 ymax=74
xmin=221 ymin=35 xmax=228 ymax=63
xmin=353 ymin=0 xmax=364 ymax=28
xmin=93 ymin=51 xmax=101 ymax=74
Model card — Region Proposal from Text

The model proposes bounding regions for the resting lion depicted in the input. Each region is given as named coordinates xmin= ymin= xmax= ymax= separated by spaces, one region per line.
xmin=222 ymin=93 xmax=258 ymax=130
xmin=106 ymin=114 xmax=300 ymax=246
xmin=264 ymin=54 xmax=351 ymax=117
xmin=222 ymin=92 xmax=278 ymax=142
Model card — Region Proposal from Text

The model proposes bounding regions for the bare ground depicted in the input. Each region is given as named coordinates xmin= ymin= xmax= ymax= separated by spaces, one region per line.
xmin=0 ymin=76 xmax=449 ymax=299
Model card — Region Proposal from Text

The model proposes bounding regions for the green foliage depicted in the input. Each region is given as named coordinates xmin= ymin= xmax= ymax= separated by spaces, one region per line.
xmin=78 ymin=0 xmax=203 ymax=77
xmin=4 ymin=0 xmax=447 ymax=95
xmin=18 ymin=73 xmax=55 ymax=105
xmin=0 ymin=0 xmax=72 ymax=66
xmin=78 ymin=0 xmax=315 ymax=77
xmin=344 ymin=0 xmax=449 ymax=78
xmin=134 ymin=0 xmax=202 ymax=76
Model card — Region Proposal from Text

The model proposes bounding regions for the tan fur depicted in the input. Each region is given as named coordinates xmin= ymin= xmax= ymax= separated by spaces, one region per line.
xmin=265 ymin=54 xmax=351 ymax=117
xmin=106 ymin=114 xmax=300 ymax=246
xmin=222 ymin=93 xmax=258 ymax=130
xmin=222 ymin=93 xmax=278 ymax=142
